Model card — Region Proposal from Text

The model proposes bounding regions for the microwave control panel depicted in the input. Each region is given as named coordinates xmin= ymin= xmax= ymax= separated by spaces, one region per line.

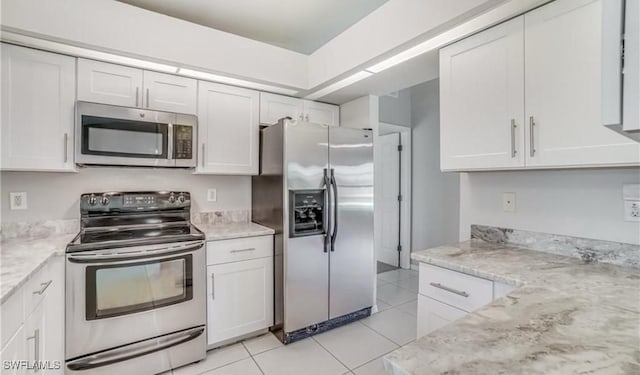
xmin=173 ymin=125 xmax=193 ymax=159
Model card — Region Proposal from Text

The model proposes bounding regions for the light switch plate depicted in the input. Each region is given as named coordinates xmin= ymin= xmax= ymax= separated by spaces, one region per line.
xmin=207 ymin=189 xmax=217 ymax=202
xmin=502 ymin=192 xmax=516 ymax=212
xmin=9 ymin=192 xmax=27 ymax=210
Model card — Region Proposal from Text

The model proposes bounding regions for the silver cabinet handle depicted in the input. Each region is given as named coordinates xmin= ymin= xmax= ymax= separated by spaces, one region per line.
xmin=510 ymin=119 xmax=517 ymax=158
xmin=63 ymin=133 xmax=68 ymax=163
xmin=146 ymin=88 xmax=150 ymax=108
xmin=33 ymin=280 xmax=52 ymax=295
xmin=201 ymin=144 xmax=205 ymax=168
xmin=211 ymin=273 xmax=216 ymax=300
xmin=135 ymin=87 xmax=139 ymax=107
xmin=529 ymin=116 xmax=536 ymax=157
xmin=27 ymin=328 xmax=40 ymax=372
xmin=230 ymin=248 xmax=256 ymax=253
xmin=429 ymin=282 xmax=469 ymax=298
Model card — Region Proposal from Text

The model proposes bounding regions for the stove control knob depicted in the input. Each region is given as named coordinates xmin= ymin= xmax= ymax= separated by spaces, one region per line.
xmin=88 ymin=194 xmax=98 ymax=206
xmin=168 ymin=194 xmax=176 ymax=203
xmin=178 ymin=194 xmax=186 ymax=203
xmin=100 ymin=195 xmax=110 ymax=206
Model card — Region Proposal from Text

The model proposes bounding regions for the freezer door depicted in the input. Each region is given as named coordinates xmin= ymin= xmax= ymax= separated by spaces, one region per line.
xmin=328 ymin=127 xmax=374 ymax=319
xmin=284 ymin=121 xmax=330 ymax=332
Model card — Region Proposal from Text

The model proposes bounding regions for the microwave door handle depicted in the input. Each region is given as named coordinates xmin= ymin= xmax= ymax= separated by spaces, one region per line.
xmin=167 ymin=123 xmax=174 ymax=162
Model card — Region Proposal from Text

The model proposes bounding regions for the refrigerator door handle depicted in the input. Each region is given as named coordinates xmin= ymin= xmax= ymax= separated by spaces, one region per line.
xmin=330 ymin=169 xmax=338 ymax=252
xmin=323 ymin=168 xmax=331 ymax=253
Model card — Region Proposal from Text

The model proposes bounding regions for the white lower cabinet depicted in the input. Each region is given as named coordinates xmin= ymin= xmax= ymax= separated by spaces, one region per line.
xmin=1 ymin=326 xmax=26 ymax=375
xmin=416 ymin=263 xmax=518 ymax=338
xmin=417 ymin=295 xmax=467 ymax=339
xmin=206 ymin=236 xmax=274 ymax=348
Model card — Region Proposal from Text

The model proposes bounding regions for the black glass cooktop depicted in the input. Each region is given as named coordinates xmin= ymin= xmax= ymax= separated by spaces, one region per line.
xmin=80 ymin=225 xmax=194 ymax=244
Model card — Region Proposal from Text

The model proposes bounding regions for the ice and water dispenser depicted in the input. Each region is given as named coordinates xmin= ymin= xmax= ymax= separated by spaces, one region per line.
xmin=289 ymin=189 xmax=325 ymax=237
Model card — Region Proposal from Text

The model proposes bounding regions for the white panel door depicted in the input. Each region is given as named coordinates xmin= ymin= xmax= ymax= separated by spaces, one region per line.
xmin=417 ymin=295 xmax=467 ymax=338
xmin=198 ymin=82 xmax=259 ymax=175
xmin=0 ymin=326 xmax=25 ymax=375
xmin=143 ymin=71 xmax=197 ymax=114
xmin=375 ymin=133 xmax=400 ymax=266
xmin=206 ymin=257 xmax=274 ymax=347
xmin=524 ymin=0 xmax=640 ymax=167
xmin=77 ymin=59 xmax=143 ymax=107
xmin=259 ymin=92 xmax=303 ymax=125
xmin=439 ymin=16 xmax=525 ymax=171
xmin=1 ymin=44 xmax=76 ymax=171
xmin=303 ymin=100 xmax=340 ymax=127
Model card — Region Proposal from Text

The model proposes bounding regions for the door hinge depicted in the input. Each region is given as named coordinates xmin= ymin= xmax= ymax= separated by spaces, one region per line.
xmin=397 ymin=194 xmax=403 ymax=202
xmin=397 ymin=144 xmax=403 ymax=152
xmin=397 ymin=245 xmax=402 ymax=252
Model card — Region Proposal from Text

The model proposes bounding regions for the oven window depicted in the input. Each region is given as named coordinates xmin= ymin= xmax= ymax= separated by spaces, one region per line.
xmin=81 ymin=116 xmax=168 ymax=159
xmin=85 ymin=255 xmax=193 ymax=320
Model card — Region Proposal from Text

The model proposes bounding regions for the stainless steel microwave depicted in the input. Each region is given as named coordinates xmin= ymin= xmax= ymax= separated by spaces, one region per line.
xmin=75 ymin=101 xmax=197 ymax=168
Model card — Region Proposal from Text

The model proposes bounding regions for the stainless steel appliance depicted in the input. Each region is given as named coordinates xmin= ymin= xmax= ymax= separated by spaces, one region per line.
xmin=252 ymin=118 xmax=374 ymax=343
xmin=65 ymin=191 xmax=206 ymax=374
xmin=76 ymin=101 xmax=197 ymax=167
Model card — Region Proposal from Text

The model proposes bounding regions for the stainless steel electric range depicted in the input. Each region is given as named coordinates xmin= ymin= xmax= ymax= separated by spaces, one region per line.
xmin=65 ymin=191 xmax=206 ymax=375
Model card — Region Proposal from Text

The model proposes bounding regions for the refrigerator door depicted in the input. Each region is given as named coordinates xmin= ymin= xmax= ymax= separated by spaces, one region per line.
xmin=328 ymin=127 xmax=374 ymax=319
xmin=284 ymin=121 xmax=330 ymax=332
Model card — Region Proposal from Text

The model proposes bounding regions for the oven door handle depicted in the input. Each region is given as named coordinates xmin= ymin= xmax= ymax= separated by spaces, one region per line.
xmin=66 ymin=326 xmax=205 ymax=371
xmin=67 ymin=241 xmax=203 ymax=264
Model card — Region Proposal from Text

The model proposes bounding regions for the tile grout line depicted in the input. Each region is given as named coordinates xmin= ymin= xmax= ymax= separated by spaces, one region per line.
xmin=351 ymin=347 xmax=399 ymax=373
xmin=244 ymin=340 xmax=267 ymax=375
xmin=310 ymin=335 xmax=353 ymax=372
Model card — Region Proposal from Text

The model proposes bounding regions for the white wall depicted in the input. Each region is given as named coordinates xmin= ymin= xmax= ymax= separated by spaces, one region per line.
xmin=379 ymin=88 xmax=412 ymax=127
xmin=0 ymin=0 xmax=308 ymax=88
xmin=460 ymin=168 xmax=640 ymax=245
xmin=1 ymin=168 xmax=250 ymax=223
xmin=410 ymin=79 xmax=460 ymax=252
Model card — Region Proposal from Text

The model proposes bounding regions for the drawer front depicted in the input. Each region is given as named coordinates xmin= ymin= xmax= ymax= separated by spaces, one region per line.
xmin=1 ymin=291 xmax=24 ymax=350
xmin=207 ymin=235 xmax=273 ymax=265
xmin=417 ymin=295 xmax=467 ymax=338
xmin=419 ymin=263 xmax=493 ymax=312
xmin=23 ymin=264 xmax=52 ymax=316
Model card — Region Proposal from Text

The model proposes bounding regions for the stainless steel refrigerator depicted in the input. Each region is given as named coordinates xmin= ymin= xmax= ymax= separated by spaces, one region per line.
xmin=252 ymin=118 xmax=374 ymax=343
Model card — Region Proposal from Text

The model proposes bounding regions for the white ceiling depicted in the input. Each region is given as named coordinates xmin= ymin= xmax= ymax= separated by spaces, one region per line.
xmin=116 ymin=0 xmax=389 ymax=54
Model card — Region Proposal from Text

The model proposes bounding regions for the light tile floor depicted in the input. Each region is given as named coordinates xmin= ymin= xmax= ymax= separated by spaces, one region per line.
xmin=171 ymin=268 xmax=418 ymax=375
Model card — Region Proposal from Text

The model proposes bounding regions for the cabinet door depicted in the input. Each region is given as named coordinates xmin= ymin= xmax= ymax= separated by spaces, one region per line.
xmin=24 ymin=302 xmax=46 ymax=374
xmin=198 ymin=82 xmax=259 ymax=175
xmin=77 ymin=59 xmax=143 ymax=107
xmin=259 ymin=92 xmax=303 ymax=125
xmin=143 ymin=71 xmax=197 ymax=114
xmin=524 ymin=0 xmax=640 ymax=167
xmin=0 ymin=326 xmax=25 ymax=375
xmin=1 ymin=44 xmax=76 ymax=171
xmin=207 ymin=257 xmax=274 ymax=347
xmin=303 ymin=100 xmax=340 ymax=127
xmin=416 ymin=295 xmax=467 ymax=338
xmin=44 ymin=257 xmax=64 ymax=374
xmin=439 ymin=16 xmax=525 ymax=171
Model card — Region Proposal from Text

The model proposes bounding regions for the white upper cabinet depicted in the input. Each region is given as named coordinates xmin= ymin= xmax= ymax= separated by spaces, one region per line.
xmin=77 ymin=59 xmax=143 ymax=107
xmin=78 ymin=59 xmax=197 ymax=114
xmin=260 ymin=92 xmax=339 ymax=127
xmin=143 ymin=70 xmax=197 ymax=114
xmin=303 ymin=100 xmax=340 ymax=127
xmin=260 ymin=92 xmax=304 ymax=125
xmin=524 ymin=0 xmax=640 ymax=168
xmin=1 ymin=44 xmax=76 ymax=172
xmin=198 ymin=82 xmax=259 ymax=175
xmin=440 ymin=16 xmax=525 ymax=171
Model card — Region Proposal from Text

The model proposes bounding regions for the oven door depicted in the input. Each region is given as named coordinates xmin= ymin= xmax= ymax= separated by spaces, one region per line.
xmin=65 ymin=240 xmax=205 ymax=360
xmin=75 ymin=101 xmax=177 ymax=167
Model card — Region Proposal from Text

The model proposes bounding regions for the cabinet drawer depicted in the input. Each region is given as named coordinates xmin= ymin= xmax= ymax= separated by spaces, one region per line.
xmin=207 ymin=235 xmax=273 ymax=265
xmin=417 ymin=295 xmax=467 ymax=338
xmin=419 ymin=263 xmax=493 ymax=312
xmin=23 ymin=265 xmax=53 ymax=316
xmin=0 ymin=292 xmax=24 ymax=350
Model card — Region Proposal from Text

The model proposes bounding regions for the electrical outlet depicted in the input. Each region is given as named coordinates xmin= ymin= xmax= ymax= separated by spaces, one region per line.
xmin=207 ymin=189 xmax=217 ymax=202
xmin=9 ymin=192 xmax=27 ymax=210
xmin=624 ymin=200 xmax=640 ymax=222
xmin=502 ymin=192 xmax=516 ymax=212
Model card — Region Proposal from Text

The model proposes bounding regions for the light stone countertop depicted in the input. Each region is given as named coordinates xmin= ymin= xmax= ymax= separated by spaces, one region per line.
xmin=196 ymin=222 xmax=275 ymax=241
xmin=384 ymin=239 xmax=640 ymax=375
xmin=0 ymin=233 xmax=75 ymax=304
xmin=0 ymin=222 xmax=274 ymax=305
